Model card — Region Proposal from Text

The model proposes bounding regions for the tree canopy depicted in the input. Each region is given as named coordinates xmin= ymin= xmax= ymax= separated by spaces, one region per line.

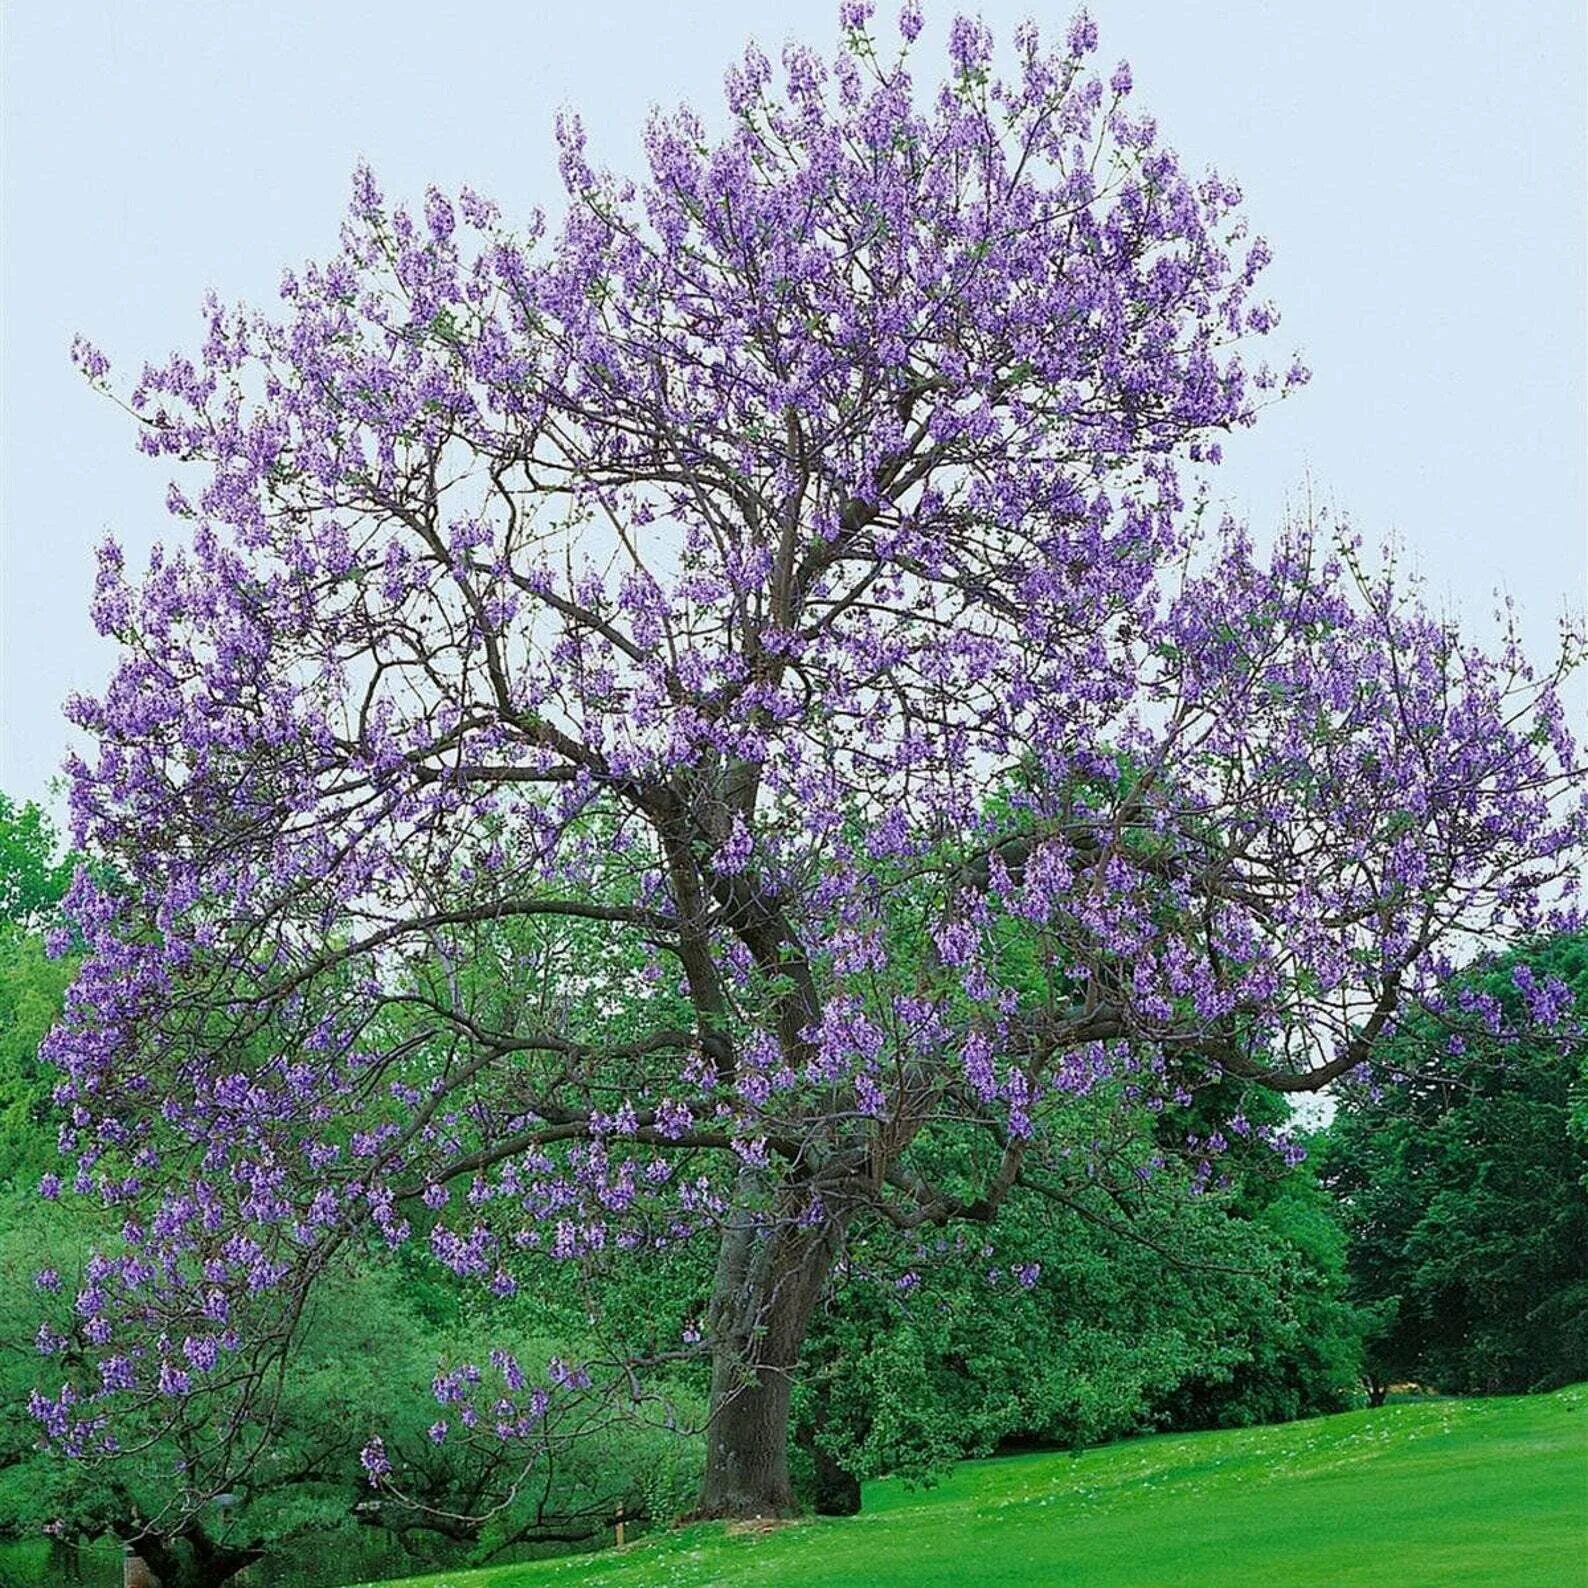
xmin=34 ymin=4 xmax=1586 ymax=1521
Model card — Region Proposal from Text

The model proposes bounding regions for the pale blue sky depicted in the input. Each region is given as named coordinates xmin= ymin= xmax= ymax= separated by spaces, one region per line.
xmin=2 ymin=1 xmax=1584 ymax=808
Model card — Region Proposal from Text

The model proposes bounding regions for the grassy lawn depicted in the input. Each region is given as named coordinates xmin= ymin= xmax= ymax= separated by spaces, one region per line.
xmin=352 ymin=1385 xmax=1588 ymax=1588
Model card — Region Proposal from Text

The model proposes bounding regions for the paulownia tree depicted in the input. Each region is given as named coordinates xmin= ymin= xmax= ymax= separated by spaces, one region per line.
xmin=36 ymin=5 xmax=1584 ymax=1520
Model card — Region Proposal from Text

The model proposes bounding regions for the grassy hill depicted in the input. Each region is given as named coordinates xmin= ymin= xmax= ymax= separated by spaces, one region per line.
xmin=352 ymin=1384 xmax=1588 ymax=1588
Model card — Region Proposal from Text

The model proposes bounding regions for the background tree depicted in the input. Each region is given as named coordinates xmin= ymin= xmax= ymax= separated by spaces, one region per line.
xmin=1322 ymin=933 xmax=1588 ymax=1399
xmin=36 ymin=3 xmax=1584 ymax=1524
xmin=795 ymin=1132 xmax=1361 ymax=1512
xmin=0 ymin=795 xmax=74 ymax=936
xmin=1149 ymin=1147 xmax=1361 ymax=1431
xmin=0 ymin=802 xmax=77 ymax=1198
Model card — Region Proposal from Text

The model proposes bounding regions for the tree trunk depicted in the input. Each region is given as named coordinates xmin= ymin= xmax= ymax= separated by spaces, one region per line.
xmin=120 ymin=1528 xmax=262 ymax=1588
xmin=123 ymin=1555 xmax=157 ymax=1588
xmin=810 ymin=1438 xmax=862 ymax=1516
xmin=184 ymin=1528 xmax=264 ymax=1588
xmin=795 ymin=1355 xmax=863 ymax=1515
xmin=696 ymin=1207 xmax=843 ymax=1518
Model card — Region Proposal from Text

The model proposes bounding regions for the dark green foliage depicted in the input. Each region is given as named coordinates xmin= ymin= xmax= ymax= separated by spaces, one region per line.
xmin=1152 ymin=1163 xmax=1363 ymax=1429
xmin=791 ymin=1125 xmax=1363 ymax=1506
xmin=1322 ymin=933 xmax=1588 ymax=1396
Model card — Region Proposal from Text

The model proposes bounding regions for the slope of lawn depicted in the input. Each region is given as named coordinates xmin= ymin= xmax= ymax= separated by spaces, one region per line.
xmin=354 ymin=1384 xmax=1588 ymax=1588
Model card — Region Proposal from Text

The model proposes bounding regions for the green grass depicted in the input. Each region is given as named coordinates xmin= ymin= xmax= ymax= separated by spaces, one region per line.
xmin=354 ymin=1385 xmax=1588 ymax=1588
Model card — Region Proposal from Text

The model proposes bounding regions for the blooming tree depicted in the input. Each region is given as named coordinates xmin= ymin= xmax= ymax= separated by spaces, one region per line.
xmin=38 ymin=5 xmax=1583 ymax=1520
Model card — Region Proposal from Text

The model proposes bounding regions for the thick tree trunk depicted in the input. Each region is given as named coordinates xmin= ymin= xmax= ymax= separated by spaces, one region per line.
xmin=184 ymin=1530 xmax=264 ymax=1588
xmin=697 ymin=1208 xmax=843 ymax=1518
xmin=123 ymin=1549 xmax=162 ymax=1588
xmin=701 ymin=1349 xmax=800 ymax=1518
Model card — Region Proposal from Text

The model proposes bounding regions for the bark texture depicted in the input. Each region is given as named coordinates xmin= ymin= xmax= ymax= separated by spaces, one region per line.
xmin=697 ymin=1209 xmax=844 ymax=1518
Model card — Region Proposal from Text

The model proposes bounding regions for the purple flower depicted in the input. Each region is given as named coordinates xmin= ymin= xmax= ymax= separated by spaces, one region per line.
xmin=424 ymin=187 xmax=455 ymax=243
xmin=1067 ymin=11 xmax=1100 ymax=56
xmin=359 ymin=1437 xmax=390 ymax=1484
xmin=458 ymin=187 xmax=499 ymax=228
xmin=69 ymin=335 xmax=110 ymax=381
